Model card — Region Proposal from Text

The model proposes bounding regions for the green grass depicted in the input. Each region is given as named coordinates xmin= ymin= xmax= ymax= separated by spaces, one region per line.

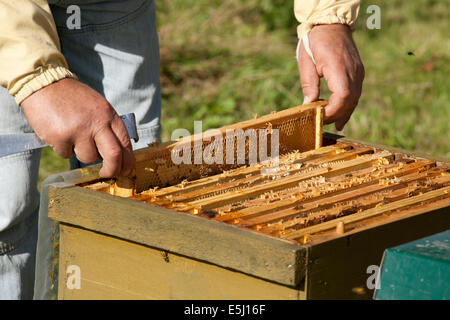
xmin=38 ymin=147 xmax=69 ymax=190
xmin=38 ymin=0 xmax=449 ymax=185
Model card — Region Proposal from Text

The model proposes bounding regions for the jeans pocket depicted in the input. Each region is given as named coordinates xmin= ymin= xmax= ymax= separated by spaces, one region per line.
xmin=51 ymin=0 xmax=149 ymax=34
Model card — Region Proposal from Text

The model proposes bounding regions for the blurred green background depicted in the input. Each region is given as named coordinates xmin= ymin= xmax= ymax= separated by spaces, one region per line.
xmin=39 ymin=0 xmax=450 ymax=187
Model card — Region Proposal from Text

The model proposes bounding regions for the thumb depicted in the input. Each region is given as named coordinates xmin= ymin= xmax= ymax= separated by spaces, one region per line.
xmin=297 ymin=41 xmax=320 ymax=104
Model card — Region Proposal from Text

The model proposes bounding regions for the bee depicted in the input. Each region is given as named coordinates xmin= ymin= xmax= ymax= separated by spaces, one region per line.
xmin=161 ymin=251 xmax=170 ymax=263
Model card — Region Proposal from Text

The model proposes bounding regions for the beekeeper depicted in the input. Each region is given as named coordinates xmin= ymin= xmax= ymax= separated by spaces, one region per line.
xmin=0 ymin=0 xmax=363 ymax=299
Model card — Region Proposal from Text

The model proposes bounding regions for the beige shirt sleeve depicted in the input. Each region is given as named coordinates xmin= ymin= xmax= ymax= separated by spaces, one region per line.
xmin=0 ymin=0 xmax=77 ymax=105
xmin=294 ymin=0 xmax=361 ymax=39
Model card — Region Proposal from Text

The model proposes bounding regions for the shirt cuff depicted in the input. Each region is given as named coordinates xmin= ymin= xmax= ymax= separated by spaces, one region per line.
xmin=297 ymin=14 xmax=358 ymax=39
xmin=11 ymin=66 xmax=78 ymax=105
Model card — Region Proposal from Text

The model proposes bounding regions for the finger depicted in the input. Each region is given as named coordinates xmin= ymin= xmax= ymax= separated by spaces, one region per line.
xmin=334 ymin=93 xmax=360 ymax=131
xmin=322 ymin=67 xmax=355 ymax=125
xmin=297 ymin=41 xmax=320 ymax=104
xmin=335 ymin=113 xmax=352 ymax=131
xmin=94 ymin=126 xmax=123 ymax=178
xmin=52 ymin=142 xmax=74 ymax=159
xmin=326 ymin=91 xmax=358 ymax=131
xmin=73 ymin=137 xmax=99 ymax=164
xmin=111 ymin=115 xmax=135 ymax=176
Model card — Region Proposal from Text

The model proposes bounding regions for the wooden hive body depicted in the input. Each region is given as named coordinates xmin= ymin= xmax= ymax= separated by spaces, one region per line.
xmin=48 ymin=102 xmax=450 ymax=299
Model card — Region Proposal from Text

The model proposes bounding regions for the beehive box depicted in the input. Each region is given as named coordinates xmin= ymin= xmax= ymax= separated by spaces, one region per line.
xmin=48 ymin=102 xmax=450 ymax=299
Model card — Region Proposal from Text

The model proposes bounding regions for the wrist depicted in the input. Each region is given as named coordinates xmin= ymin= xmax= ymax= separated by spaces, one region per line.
xmin=15 ymin=66 xmax=77 ymax=107
xmin=21 ymin=78 xmax=78 ymax=110
xmin=310 ymin=23 xmax=352 ymax=34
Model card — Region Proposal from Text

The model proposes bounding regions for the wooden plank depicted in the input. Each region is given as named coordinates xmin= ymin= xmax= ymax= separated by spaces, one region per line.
xmin=241 ymin=162 xmax=440 ymax=227
xmin=113 ymin=176 xmax=135 ymax=198
xmin=48 ymin=184 xmax=305 ymax=287
xmin=83 ymin=180 xmax=113 ymax=193
xmin=262 ymin=178 xmax=450 ymax=235
xmin=217 ymin=160 xmax=434 ymax=223
xmin=306 ymin=197 xmax=450 ymax=245
xmin=315 ymin=106 xmax=324 ymax=149
xmin=304 ymin=147 xmax=373 ymax=165
xmin=218 ymin=101 xmax=327 ymax=131
xmin=59 ymin=225 xmax=304 ymax=300
xmin=166 ymin=146 xmax=372 ymax=203
xmin=283 ymin=185 xmax=450 ymax=240
xmin=177 ymin=151 xmax=393 ymax=212
xmin=213 ymin=163 xmax=395 ymax=222
xmin=141 ymin=144 xmax=350 ymax=199
xmin=323 ymin=132 xmax=450 ymax=164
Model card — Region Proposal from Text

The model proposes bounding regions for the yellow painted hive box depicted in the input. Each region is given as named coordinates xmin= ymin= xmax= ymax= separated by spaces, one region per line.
xmin=47 ymin=102 xmax=450 ymax=299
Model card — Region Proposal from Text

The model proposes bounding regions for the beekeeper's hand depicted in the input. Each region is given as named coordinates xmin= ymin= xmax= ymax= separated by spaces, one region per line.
xmin=21 ymin=78 xmax=134 ymax=178
xmin=298 ymin=24 xmax=365 ymax=131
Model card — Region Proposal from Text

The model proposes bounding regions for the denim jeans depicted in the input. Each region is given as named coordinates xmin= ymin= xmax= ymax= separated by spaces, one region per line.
xmin=0 ymin=0 xmax=161 ymax=299
xmin=0 ymin=92 xmax=41 ymax=300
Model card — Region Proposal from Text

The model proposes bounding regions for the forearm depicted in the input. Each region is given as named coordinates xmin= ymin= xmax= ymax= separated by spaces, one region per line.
xmin=0 ymin=0 xmax=76 ymax=105
xmin=294 ymin=0 xmax=361 ymax=39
